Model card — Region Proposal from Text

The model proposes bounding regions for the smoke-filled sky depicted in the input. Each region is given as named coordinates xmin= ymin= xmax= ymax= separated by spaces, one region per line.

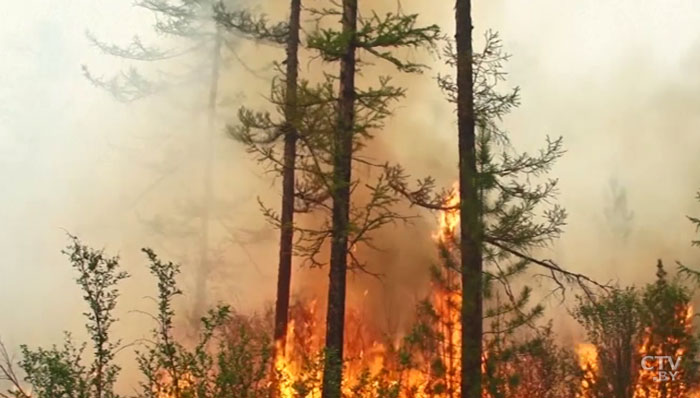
xmin=1 ymin=0 xmax=700 ymax=366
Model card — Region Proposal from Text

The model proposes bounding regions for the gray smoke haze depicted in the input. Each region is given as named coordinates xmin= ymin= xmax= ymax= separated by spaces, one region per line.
xmin=2 ymin=0 xmax=700 ymax=381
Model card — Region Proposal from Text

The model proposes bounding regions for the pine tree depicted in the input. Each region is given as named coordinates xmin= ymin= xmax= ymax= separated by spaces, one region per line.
xmin=386 ymin=27 xmax=605 ymax=398
xmin=399 ymin=182 xmax=576 ymax=398
xmin=322 ymin=2 xmax=358 ymax=397
xmin=301 ymin=4 xmax=440 ymax=398
xmin=604 ymin=179 xmax=635 ymax=243
xmin=215 ymin=0 xmax=302 ymax=355
xmin=275 ymin=0 xmax=302 ymax=355
xmin=227 ymin=3 xmax=440 ymax=397
xmin=83 ymin=0 xmax=246 ymax=321
xmin=454 ymin=2 xmax=481 ymax=396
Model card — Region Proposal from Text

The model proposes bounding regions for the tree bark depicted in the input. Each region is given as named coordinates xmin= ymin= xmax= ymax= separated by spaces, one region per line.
xmin=322 ymin=1 xmax=357 ymax=397
xmin=455 ymin=1 xmax=483 ymax=398
xmin=274 ymin=0 xmax=302 ymax=353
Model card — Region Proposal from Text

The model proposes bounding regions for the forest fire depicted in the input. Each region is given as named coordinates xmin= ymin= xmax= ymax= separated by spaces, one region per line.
xmin=5 ymin=2 xmax=700 ymax=398
xmin=633 ymin=304 xmax=694 ymax=398
xmin=140 ymin=180 xmax=699 ymax=398
xmin=260 ymin=182 xmax=700 ymax=398
xmin=575 ymin=304 xmax=698 ymax=398
xmin=433 ymin=184 xmax=460 ymax=243
xmin=153 ymin=370 xmax=194 ymax=398
xmin=576 ymin=343 xmax=598 ymax=398
xmin=263 ymin=185 xmax=476 ymax=398
xmin=273 ymin=301 xmax=393 ymax=398
xmin=270 ymin=183 xmax=574 ymax=398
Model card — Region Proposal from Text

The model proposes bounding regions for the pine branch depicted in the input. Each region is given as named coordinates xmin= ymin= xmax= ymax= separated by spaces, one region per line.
xmin=484 ymin=237 xmax=611 ymax=295
xmin=85 ymin=31 xmax=188 ymax=61
xmin=214 ymin=3 xmax=288 ymax=45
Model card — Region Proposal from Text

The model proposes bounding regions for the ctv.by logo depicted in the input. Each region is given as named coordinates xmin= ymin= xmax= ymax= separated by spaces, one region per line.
xmin=641 ymin=356 xmax=682 ymax=382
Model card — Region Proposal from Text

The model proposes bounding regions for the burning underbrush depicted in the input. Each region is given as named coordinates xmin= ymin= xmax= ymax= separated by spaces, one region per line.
xmin=2 ymin=204 xmax=700 ymax=398
xmin=266 ymin=192 xmax=581 ymax=398
xmin=135 ymin=196 xmax=700 ymax=398
xmin=139 ymin=263 xmax=700 ymax=398
xmin=573 ymin=265 xmax=700 ymax=398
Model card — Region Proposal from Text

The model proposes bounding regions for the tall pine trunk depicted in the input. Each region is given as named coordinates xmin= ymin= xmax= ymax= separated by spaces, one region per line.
xmin=322 ymin=0 xmax=357 ymax=397
xmin=193 ymin=26 xmax=223 ymax=320
xmin=274 ymin=0 xmax=302 ymax=353
xmin=455 ymin=1 xmax=483 ymax=397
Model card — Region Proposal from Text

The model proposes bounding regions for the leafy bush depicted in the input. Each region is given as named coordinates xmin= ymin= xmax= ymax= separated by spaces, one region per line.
xmin=1 ymin=238 xmax=274 ymax=398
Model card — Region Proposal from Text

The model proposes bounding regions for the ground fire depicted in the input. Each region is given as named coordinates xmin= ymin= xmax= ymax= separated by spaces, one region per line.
xmin=267 ymin=186 xmax=700 ymax=398
xmin=148 ymin=187 xmax=700 ymax=398
xmin=67 ymin=173 xmax=686 ymax=398
xmin=575 ymin=304 xmax=699 ymax=398
xmin=270 ymin=187 xmax=465 ymax=398
xmin=265 ymin=186 xmax=558 ymax=398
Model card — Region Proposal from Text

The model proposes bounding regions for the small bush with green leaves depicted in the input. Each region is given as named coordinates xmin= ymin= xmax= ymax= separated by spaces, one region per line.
xmin=1 ymin=237 xmax=274 ymax=398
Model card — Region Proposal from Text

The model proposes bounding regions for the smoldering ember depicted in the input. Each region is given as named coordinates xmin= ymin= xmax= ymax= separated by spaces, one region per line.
xmin=2 ymin=1 xmax=700 ymax=398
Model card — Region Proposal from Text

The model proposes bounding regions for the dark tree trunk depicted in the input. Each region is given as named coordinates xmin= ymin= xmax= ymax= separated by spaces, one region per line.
xmin=322 ymin=0 xmax=357 ymax=397
xmin=274 ymin=0 xmax=302 ymax=353
xmin=455 ymin=1 xmax=483 ymax=398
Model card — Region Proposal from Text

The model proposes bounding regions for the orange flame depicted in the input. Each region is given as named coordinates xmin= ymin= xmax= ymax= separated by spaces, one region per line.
xmin=633 ymin=304 xmax=694 ymax=398
xmin=575 ymin=343 xmax=598 ymax=398
xmin=433 ymin=183 xmax=460 ymax=244
xmin=577 ymin=305 xmax=696 ymax=398
xmin=153 ymin=370 xmax=194 ymax=398
xmin=268 ymin=184 xmax=468 ymax=398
